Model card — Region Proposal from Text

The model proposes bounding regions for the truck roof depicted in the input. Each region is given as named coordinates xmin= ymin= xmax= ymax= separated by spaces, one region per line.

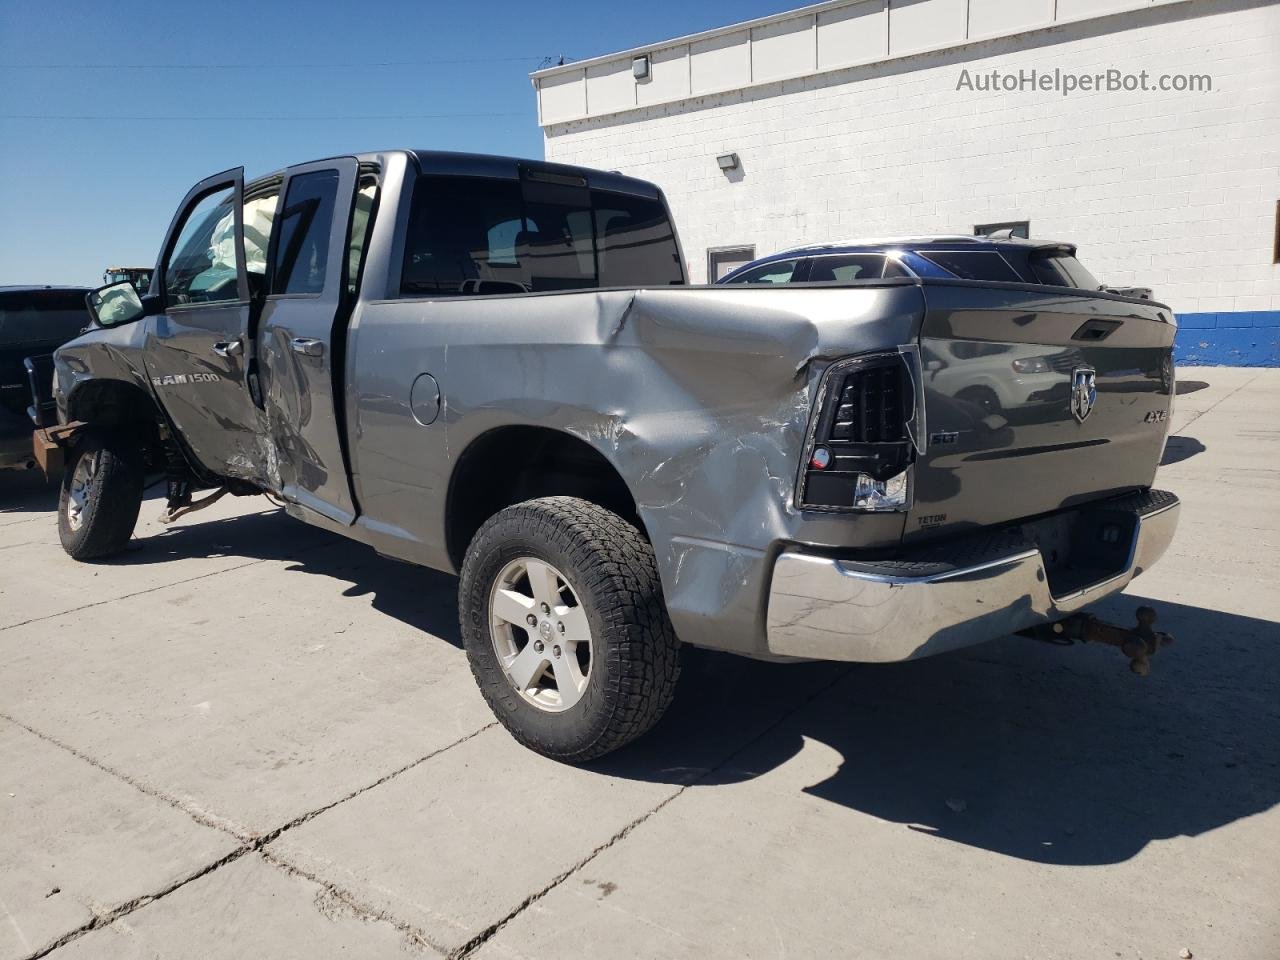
xmin=248 ymin=150 xmax=665 ymax=201
xmin=409 ymin=150 xmax=665 ymax=199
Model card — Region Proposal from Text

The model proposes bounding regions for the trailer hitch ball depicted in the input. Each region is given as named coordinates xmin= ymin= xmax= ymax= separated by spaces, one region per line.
xmin=1083 ymin=605 xmax=1174 ymax=676
xmin=1031 ymin=606 xmax=1174 ymax=675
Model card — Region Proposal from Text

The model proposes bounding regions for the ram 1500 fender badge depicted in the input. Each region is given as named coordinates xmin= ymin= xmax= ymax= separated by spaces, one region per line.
xmin=150 ymin=372 xmax=222 ymax=387
xmin=1070 ymin=366 xmax=1097 ymax=423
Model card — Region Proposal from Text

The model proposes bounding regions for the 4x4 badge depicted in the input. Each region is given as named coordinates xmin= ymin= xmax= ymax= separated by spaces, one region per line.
xmin=1070 ymin=366 xmax=1097 ymax=423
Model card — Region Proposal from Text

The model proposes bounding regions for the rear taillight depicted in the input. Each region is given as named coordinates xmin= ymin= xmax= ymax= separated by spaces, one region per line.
xmin=830 ymin=363 xmax=908 ymax=443
xmin=800 ymin=354 xmax=916 ymax=512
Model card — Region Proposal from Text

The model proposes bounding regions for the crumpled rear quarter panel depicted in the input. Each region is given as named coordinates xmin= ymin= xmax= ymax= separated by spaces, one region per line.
xmin=351 ymin=283 xmax=924 ymax=656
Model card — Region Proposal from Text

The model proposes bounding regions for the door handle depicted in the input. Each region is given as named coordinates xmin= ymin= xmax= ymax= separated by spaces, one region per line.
xmin=291 ymin=338 xmax=324 ymax=358
xmin=212 ymin=339 xmax=243 ymax=358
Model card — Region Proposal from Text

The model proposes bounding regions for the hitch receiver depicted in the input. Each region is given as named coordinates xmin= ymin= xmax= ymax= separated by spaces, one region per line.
xmin=1026 ymin=606 xmax=1174 ymax=676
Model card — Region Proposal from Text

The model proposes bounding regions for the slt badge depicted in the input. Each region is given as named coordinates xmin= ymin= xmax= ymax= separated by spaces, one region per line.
xmin=1070 ymin=366 xmax=1097 ymax=423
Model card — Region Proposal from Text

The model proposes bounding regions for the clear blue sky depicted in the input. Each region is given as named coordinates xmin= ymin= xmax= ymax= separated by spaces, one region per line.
xmin=0 ymin=0 xmax=798 ymax=287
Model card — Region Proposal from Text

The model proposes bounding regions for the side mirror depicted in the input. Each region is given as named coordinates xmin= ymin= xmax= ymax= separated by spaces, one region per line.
xmin=86 ymin=281 xmax=145 ymax=328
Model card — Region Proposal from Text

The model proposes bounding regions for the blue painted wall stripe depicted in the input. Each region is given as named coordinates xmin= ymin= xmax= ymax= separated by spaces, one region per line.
xmin=1174 ymin=311 xmax=1280 ymax=367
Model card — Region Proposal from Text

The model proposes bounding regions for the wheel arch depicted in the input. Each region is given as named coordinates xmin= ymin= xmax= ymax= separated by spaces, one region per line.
xmin=445 ymin=425 xmax=644 ymax=571
xmin=66 ymin=377 xmax=161 ymax=429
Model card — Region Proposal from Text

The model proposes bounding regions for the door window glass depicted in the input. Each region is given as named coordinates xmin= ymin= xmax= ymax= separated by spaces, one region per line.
xmin=728 ymin=259 xmax=800 ymax=284
xmin=805 ymin=255 xmax=912 ymax=281
xmin=164 ymin=187 xmax=239 ymax=306
xmin=808 ymin=254 xmax=885 ymax=282
xmin=271 ymin=169 xmax=340 ymax=295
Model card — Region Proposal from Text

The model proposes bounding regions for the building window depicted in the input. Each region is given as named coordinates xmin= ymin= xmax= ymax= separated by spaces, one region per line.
xmin=974 ymin=221 xmax=1030 ymax=239
xmin=707 ymin=245 xmax=755 ymax=282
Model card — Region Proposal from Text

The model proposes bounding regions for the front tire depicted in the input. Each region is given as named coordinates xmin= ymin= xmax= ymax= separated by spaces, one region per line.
xmin=459 ymin=497 xmax=681 ymax=763
xmin=58 ymin=431 xmax=144 ymax=560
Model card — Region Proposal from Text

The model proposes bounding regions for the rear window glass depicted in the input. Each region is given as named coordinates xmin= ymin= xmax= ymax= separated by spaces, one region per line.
xmin=400 ymin=174 xmax=683 ymax=297
xmin=1030 ymin=254 xmax=1101 ymax=291
xmin=0 ymin=290 xmax=87 ymax=313
xmin=917 ymin=250 xmax=1022 ymax=283
xmin=0 ymin=291 xmax=89 ymax=344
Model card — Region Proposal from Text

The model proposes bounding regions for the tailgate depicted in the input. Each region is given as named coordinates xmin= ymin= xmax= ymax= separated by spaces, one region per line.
xmin=907 ymin=282 xmax=1175 ymax=542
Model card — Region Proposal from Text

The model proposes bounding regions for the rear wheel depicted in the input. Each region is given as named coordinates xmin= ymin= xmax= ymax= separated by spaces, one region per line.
xmin=459 ymin=496 xmax=681 ymax=763
xmin=58 ymin=431 xmax=144 ymax=560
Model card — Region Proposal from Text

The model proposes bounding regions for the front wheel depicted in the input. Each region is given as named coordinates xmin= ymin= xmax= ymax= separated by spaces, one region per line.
xmin=459 ymin=497 xmax=681 ymax=763
xmin=58 ymin=431 xmax=144 ymax=560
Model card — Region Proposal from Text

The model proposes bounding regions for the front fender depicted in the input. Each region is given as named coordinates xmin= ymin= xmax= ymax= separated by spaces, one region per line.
xmin=55 ymin=320 xmax=155 ymax=423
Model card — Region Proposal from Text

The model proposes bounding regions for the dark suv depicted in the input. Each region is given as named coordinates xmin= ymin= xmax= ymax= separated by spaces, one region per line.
xmin=1 ymin=286 xmax=90 ymax=470
xmin=717 ymin=235 xmax=1113 ymax=292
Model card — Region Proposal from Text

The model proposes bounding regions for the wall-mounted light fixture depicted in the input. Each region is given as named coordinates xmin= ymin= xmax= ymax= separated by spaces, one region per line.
xmin=716 ymin=152 xmax=740 ymax=171
xmin=633 ymin=55 xmax=650 ymax=80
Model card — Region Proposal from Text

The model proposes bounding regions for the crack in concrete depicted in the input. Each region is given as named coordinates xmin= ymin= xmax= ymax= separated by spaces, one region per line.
xmin=0 ymin=558 xmax=269 ymax=633
xmin=252 ymin=722 xmax=497 ymax=849
xmin=23 ymin=845 xmax=253 ymax=959
xmin=260 ymin=849 xmax=444 ymax=956
xmin=1 ymin=713 xmax=254 ymax=840
xmin=1 ymin=521 xmax=338 ymax=634
xmin=449 ymin=668 xmax=854 ymax=959
xmin=6 ymin=717 xmax=495 ymax=959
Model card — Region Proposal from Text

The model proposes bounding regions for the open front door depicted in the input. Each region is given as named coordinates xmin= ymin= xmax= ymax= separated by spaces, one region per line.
xmin=144 ymin=168 xmax=272 ymax=487
xmin=256 ymin=157 xmax=360 ymax=524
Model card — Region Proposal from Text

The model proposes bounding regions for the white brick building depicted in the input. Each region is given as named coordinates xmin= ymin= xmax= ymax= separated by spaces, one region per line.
xmin=533 ymin=0 xmax=1280 ymax=365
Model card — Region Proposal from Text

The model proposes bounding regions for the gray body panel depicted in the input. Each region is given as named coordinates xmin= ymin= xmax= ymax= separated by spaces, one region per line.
xmin=344 ymin=283 xmax=922 ymax=655
xmin=53 ymin=149 xmax=1177 ymax=662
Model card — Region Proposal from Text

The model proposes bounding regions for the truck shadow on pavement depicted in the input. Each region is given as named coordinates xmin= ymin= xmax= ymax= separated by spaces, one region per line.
xmin=1160 ymin=435 xmax=1207 ymax=466
xmin=104 ymin=507 xmax=1277 ymax=868
xmin=605 ymin=595 xmax=1279 ymax=867
xmin=108 ymin=505 xmax=466 ymax=648
xmin=0 ymin=469 xmax=60 ymax=517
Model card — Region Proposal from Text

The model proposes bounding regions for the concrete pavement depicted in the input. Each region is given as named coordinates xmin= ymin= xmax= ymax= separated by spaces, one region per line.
xmin=1 ymin=367 xmax=1277 ymax=959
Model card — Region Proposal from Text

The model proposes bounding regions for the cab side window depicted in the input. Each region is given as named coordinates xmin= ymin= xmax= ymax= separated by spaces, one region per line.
xmin=271 ymin=170 xmax=340 ymax=296
xmin=164 ymin=187 xmax=239 ymax=306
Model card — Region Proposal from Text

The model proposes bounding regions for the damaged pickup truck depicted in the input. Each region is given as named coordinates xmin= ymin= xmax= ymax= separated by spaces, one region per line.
xmin=47 ymin=150 xmax=1179 ymax=761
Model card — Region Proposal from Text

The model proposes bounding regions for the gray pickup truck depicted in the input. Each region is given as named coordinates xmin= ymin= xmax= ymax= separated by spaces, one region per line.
xmin=46 ymin=149 xmax=1179 ymax=761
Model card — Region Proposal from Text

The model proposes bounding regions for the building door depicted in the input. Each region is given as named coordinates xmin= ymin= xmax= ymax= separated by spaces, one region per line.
xmin=707 ymin=245 xmax=756 ymax=282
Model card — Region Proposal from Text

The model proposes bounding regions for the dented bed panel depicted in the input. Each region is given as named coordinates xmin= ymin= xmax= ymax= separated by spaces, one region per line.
xmin=349 ymin=283 xmax=925 ymax=655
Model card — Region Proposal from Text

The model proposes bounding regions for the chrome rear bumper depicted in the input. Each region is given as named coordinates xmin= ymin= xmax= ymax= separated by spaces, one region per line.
xmin=765 ymin=490 xmax=1180 ymax=663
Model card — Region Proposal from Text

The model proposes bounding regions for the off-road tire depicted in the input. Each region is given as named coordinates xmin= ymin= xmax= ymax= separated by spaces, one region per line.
xmin=57 ymin=431 xmax=144 ymax=560
xmin=459 ymin=496 xmax=681 ymax=763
